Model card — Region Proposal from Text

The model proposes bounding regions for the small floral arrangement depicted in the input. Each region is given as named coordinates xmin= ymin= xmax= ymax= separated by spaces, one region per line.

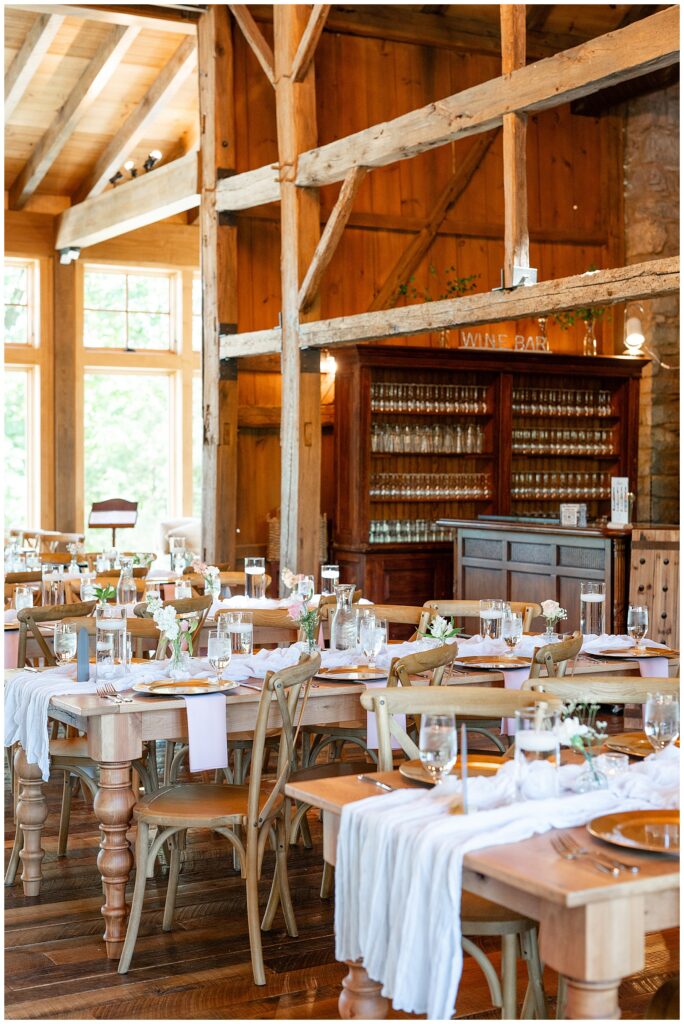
xmin=132 ymin=552 xmax=155 ymax=567
xmin=555 ymin=701 xmax=607 ymax=788
xmin=419 ymin=614 xmax=462 ymax=642
xmin=281 ymin=567 xmax=298 ymax=591
xmin=93 ymin=584 xmax=116 ymax=604
xmin=148 ymin=597 xmax=194 ymax=664
xmin=286 ymin=594 xmax=319 ymax=652
xmin=190 ymin=558 xmax=219 ymax=579
xmin=541 ymin=600 xmax=567 ymax=630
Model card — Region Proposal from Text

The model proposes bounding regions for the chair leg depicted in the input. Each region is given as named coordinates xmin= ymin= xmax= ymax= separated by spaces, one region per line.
xmin=163 ymin=741 xmax=175 ymax=785
xmin=245 ymin=836 xmax=266 ymax=986
xmin=118 ymin=821 xmax=150 ymax=975
xmin=57 ymin=772 xmax=72 ymax=857
xmin=320 ymin=861 xmax=334 ymax=899
xmin=162 ymin=833 xmax=183 ymax=932
xmin=299 ymin=808 xmax=313 ymax=850
xmin=501 ymin=933 xmax=519 ymax=1019
xmin=274 ymin=816 xmax=297 ymax=937
xmin=4 ymin=824 xmax=23 ymax=886
xmin=520 ymin=926 xmax=547 ymax=1020
xmin=556 ymin=975 xmax=567 ymax=1020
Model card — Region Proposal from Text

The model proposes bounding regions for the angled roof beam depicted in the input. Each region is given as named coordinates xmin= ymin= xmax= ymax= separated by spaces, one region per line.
xmin=292 ymin=4 xmax=331 ymax=83
xmin=9 ymin=5 xmax=196 ymax=34
xmin=228 ymin=5 xmax=275 ymax=86
xmin=5 ymin=12 xmax=65 ymax=120
xmin=73 ymin=35 xmax=197 ymax=203
xmin=56 ymin=150 xmax=199 ymax=250
xmin=217 ymin=6 xmax=679 ymax=211
xmin=9 ymin=23 xmax=139 ymax=210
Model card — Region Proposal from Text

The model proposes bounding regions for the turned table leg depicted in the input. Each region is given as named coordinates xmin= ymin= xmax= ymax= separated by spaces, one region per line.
xmin=93 ymin=760 xmax=136 ymax=959
xmin=15 ymin=747 xmax=48 ymax=896
xmin=564 ymin=978 xmax=621 ymax=1020
xmin=339 ymin=960 xmax=389 ymax=1019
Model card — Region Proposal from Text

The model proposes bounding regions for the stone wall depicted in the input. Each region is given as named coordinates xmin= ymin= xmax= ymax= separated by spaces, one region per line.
xmin=623 ymin=84 xmax=679 ymax=525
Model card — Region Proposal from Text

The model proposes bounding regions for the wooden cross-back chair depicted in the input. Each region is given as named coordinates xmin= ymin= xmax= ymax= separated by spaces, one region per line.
xmin=422 ymin=599 xmax=542 ymax=633
xmin=38 ymin=552 xmax=72 ymax=565
xmin=16 ymin=601 xmax=97 ymax=667
xmin=117 ymin=653 xmax=321 ymax=986
xmin=360 ymin=684 xmax=559 ymax=1020
xmin=65 ymin=575 xmax=149 ymax=605
xmin=135 ymin=595 xmax=211 ymax=654
xmin=16 ymin=529 xmax=84 ymax=553
xmin=4 ymin=571 xmax=42 ymax=610
xmin=528 ymin=630 xmax=582 ymax=678
xmin=523 ymin=675 xmax=680 ymax=704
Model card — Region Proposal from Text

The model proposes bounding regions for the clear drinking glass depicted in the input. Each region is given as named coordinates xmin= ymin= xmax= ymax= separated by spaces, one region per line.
xmin=627 ymin=605 xmax=648 ymax=649
xmin=80 ymin=572 xmax=97 ymax=602
xmin=514 ymin=705 xmax=560 ymax=800
xmin=42 ymin=565 xmax=65 ymax=606
xmin=144 ymin=580 xmax=161 ymax=603
xmin=54 ymin=624 xmax=77 ymax=666
xmin=419 ymin=714 xmax=458 ymax=784
xmin=579 ymin=581 xmax=606 ymax=637
xmin=245 ymin=557 xmax=266 ymax=599
xmin=207 ymin=629 xmax=232 ymax=683
xmin=230 ymin=612 xmax=253 ymax=656
xmin=480 ymin=598 xmax=506 ymax=640
xmin=359 ymin=616 xmax=387 ymax=669
xmin=174 ymin=579 xmax=193 ymax=600
xmin=296 ymin=574 xmax=315 ymax=602
xmin=95 ymin=622 xmax=128 ymax=680
xmin=644 ymin=693 xmax=679 ymax=753
xmin=14 ymin=585 xmax=33 ymax=612
xmin=502 ymin=611 xmax=524 ymax=657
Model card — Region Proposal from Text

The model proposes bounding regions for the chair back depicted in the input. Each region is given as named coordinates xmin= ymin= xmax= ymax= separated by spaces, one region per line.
xmin=528 ymin=630 xmax=582 ymax=678
xmin=39 ymin=552 xmax=72 ymax=565
xmin=361 ymin=685 xmax=562 ymax=771
xmin=523 ymin=675 xmax=680 ymax=704
xmin=17 ymin=601 xmax=97 ymax=667
xmin=248 ymin=653 xmax=321 ymax=829
xmin=135 ymin=595 xmax=211 ymax=653
xmin=370 ymin=604 xmax=432 ymax=640
xmin=423 ymin=599 xmax=541 ymax=632
xmin=5 ymin=571 xmax=42 ymax=609
xmin=214 ymin=607 xmax=318 ymax=647
xmin=387 ymin=642 xmax=456 ymax=687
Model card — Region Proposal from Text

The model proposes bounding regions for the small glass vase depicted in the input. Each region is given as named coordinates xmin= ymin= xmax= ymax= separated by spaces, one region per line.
xmin=205 ymin=577 xmax=221 ymax=600
xmin=300 ymin=630 xmax=319 ymax=656
xmin=575 ymin=758 xmax=608 ymax=792
xmin=582 ymin=316 xmax=598 ymax=357
xmin=542 ymin=622 xmax=559 ymax=643
xmin=169 ymin=642 xmax=191 ymax=679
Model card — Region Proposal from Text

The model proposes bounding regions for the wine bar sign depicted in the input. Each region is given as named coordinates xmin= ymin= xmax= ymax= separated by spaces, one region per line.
xmin=459 ymin=330 xmax=550 ymax=352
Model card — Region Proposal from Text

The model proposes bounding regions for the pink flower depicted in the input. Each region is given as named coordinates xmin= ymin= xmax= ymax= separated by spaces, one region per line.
xmin=180 ymin=619 xmax=190 ymax=632
xmin=286 ymin=598 xmax=305 ymax=622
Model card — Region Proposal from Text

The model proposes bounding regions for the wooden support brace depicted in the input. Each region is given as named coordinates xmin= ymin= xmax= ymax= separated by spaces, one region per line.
xmin=229 ymin=4 xmax=275 ymax=86
xmin=5 ymin=12 xmax=65 ymax=121
xmin=292 ymin=5 xmax=331 ymax=83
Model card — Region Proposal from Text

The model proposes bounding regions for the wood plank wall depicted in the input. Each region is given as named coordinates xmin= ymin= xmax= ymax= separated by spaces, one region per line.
xmin=4 ymin=25 xmax=623 ymax=554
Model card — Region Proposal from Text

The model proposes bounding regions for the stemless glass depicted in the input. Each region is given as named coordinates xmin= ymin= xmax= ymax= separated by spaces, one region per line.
xmin=54 ymin=624 xmax=77 ymax=667
xmin=174 ymin=578 xmax=193 ymax=600
xmin=320 ymin=564 xmax=340 ymax=596
xmin=14 ymin=585 xmax=33 ymax=612
xmin=232 ymin=611 xmax=253 ymax=656
xmin=245 ymin=557 xmax=266 ymax=599
xmin=502 ymin=611 xmax=524 ymax=657
xmin=419 ymin=714 xmax=458 ymax=784
xmin=579 ymin=581 xmax=606 ymax=637
xmin=296 ymin=574 xmax=315 ymax=602
xmin=627 ymin=606 xmax=649 ymax=649
xmin=207 ymin=629 xmax=232 ymax=683
xmin=480 ymin=599 xmax=505 ymax=640
xmin=644 ymin=693 xmax=679 ymax=753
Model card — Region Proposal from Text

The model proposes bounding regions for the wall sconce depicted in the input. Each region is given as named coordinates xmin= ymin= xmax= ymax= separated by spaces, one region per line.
xmin=623 ymin=303 xmax=645 ymax=356
xmin=143 ymin=149 xmax=162 ymax=172
xmin=320 ymin=349 xmax=337 ymax=375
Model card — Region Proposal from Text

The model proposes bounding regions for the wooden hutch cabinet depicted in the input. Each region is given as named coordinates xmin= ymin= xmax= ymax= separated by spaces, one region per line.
xmin=333 ymin=345 xmax=646 ymax=605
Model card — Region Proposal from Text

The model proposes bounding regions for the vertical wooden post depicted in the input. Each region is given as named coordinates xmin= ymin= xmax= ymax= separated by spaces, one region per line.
xmin=501 ymin=5 xmax=529 ymax=288
xmin=198 ymin=7 xmax=239 ymax=565
xmin=274 ymin=5 xmax=322 ymax=582
xmin=53 ymin=260 xmax=83 ymax=532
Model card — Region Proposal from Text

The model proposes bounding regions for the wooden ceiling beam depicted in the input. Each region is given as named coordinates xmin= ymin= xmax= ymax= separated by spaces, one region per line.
xmin=5 ymin=12 xmax=65 ymax=121
xmin=220 ymin=257 xmax=680 ymax=358
xmin=217 ymin=7 xmax=679 ymax=211
xmin=8 ymin=23 xmax=139 ymax=210
xmin=55 ymin=150 xmax=199 ymax=250
xmin=228 ymin=5 xmax=275 ymax=86
xmin=10 ymin=4 xmax=197 ymax=34
xmin=73 ymin=35 xmax=197 ymax=203
xmin=291 ymin=4 xmax=331 ymax=83
xmin=571 ymin=64 xmax=680 ymax=116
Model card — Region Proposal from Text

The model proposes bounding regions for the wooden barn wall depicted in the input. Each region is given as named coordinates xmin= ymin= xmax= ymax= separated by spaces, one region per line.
xmin=4 ymin=23 xmax=623 ymax=550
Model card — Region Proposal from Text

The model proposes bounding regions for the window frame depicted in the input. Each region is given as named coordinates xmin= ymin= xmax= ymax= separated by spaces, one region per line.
xmin=4 ymin=255 xmax=39 ymax=348
xmin=82 ymin=262 xmax=177 ymax=353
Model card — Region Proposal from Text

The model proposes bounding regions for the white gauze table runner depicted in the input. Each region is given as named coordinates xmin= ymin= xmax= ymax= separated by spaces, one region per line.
xmin=335 ymin=746 xmax=679 ymax=1020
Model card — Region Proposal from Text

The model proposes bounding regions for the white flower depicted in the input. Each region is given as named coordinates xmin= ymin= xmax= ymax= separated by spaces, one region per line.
xmin=205 ymin=565 xmax=219 ymax=578
xmin=554 ymin=717 xmax=590 ymax=746
xmin=153 ymin=605 xmax=180 ymax=641
xmin=146 ymin=595 xmax=162 ymax=611
xmin=429 ymin=614 xmax=451 ymax=639
xmin=541 ymin=599 xmax=560 ymax=617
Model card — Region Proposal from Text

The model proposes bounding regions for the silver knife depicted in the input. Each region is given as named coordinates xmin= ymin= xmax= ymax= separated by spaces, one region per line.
xmin=461 ymin=723 xmax=469 ymax=814
xmin=357 ymin=774 xmax=396 ymax=791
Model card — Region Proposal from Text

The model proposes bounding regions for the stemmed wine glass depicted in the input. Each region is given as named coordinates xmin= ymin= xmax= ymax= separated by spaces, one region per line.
xmin=627 ymin=605 xmax=648 ymax=650
xmin=419 ymin=714 xmax=458 ymax=784
xmin=207 ymin=629 xmax=232 ymax=684
xmin=501 ymin=611 xmax=524 ymax=658
xmin=644 ymin=693 xmax=679 ymax=753
xmin=54 ymin=624 xmax=77 ymax=667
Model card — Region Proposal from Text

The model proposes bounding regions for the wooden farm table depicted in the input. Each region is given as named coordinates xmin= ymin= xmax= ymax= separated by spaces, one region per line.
xmin=285 ymin=771 xmax=680 ymax=1021
xmin=8 ymin=674 xmax=365 ymax=960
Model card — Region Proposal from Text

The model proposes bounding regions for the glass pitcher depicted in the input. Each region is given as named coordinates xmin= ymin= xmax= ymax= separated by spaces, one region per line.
xmin=330 ymin=583 xmax=357 ymax=651
xmin=116 ymin=557 xmax=137 ymax=609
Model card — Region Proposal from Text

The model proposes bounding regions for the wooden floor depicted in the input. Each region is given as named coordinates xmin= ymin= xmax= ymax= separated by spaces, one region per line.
xmin=5 ymin=756 xmax=679 ymax=1020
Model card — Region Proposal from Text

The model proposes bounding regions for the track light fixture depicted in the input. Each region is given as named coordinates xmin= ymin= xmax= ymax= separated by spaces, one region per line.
xmin=108 ymin=170 xmax=124 ymax=186
xmin=143 ymin=149 xmax=162 ymax=172
xmin=124 ymin=160 xmax=138 ymax=178
xmin=59 ymin=247 xmax=81 ymax=265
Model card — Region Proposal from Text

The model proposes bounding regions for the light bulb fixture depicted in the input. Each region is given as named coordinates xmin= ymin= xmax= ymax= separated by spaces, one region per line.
xmin=124 ymin=160 xmax=138 ymax=178
xmin=143 ymin=149 xmax=163 ymax=172
xmin=320 ymin=349 xmax=337 ymax=375
xmin=59 ymin=246 xmax=81 ymax=265
xmin=108 ymin=170 xmax=123 ymax=186
xmin=623 ymin=303 xmax=645 ymax=356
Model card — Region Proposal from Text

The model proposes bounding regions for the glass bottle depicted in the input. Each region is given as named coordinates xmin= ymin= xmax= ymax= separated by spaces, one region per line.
xmin=116 ymin=557 xmax=137 ymax=608
xmin=582 ymin=315 xmax=597 ymax=357
xmin=330 ymin=583 xmax=358 ymax=651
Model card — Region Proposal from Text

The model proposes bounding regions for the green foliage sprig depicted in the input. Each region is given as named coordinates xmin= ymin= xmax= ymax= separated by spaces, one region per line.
xmin=93 ymin=585 xmax=116 ymax=603
xmin=396 ymin=266 xmax=479 ymax=305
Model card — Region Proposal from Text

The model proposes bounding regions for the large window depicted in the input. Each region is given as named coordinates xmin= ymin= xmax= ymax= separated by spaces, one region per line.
xmin=192 ymin=273 xmax=202 ymax=352
xmin=4 ymin=369 xmax=32 ymax=528
xmin=4 ymin=260 xmax=35 ymax=346
xmin=83 ymin=267 xmax=174 ymax=350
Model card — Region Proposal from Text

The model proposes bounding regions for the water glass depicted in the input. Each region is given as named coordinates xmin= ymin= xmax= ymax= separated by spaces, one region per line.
xmin=596 ymin=752 xmax=629 ymax=778
xmin=320 ymin=564 xmax=340 ymax=595
xmin=644 ymin=693 xmax=679 ymax=753
xmin=295 ymin=574 xmax=315 ymax=602
xmin=42 ymin=565 xmax=65 ymax=607
xmin=144 ymin=580 xmax=162 ymax=603
xmin=207 ymin=629 xmax=232 ymax=683
xmin=54 ymin=624 xmax=77 ymax=666
xmin=579 ymin=581 xmax=605 ymax=637
xmin=514 ymin=705 xmax=560 ymax=800
xmin=359 ymin=615 xmax=387 ymax=669
xmin=79 ymin=572 xmax=97 ymax=602
xmin=231 ymin=611 xmax=253 ymax=655
xmin=627 ymin=605 xmax=648 ymax=649
xmin=95 ymin=623 xmax=128 ymax=680
xmin=479 ymin=599 xmax=506 ymax=640
xmin=502 ymin=611 xmax=523 ymax=656
xmin=245 ymin=557 xmax=266 ymax=599
xmin=419 ymin=714 xmax=458 ymax=784
xmin=174 ymin=579 xmax=193 ymax=600
xmin=14 ymin=585 xmax=33 ymax=612
xmin=95 ymin=553 xmax=109 ymax=573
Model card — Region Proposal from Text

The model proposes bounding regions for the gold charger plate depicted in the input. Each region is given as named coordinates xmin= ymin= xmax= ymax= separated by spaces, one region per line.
xmin=588 ymin=810 xmax=680 ymax=855
xmin=454 ymin=655 xmax=531 ymax=670
xmin=132 ymin=678 xmax=238 ymax=697
xmin=399 ymin=755 xmax=503 ymax=786
xmin=605 ymin=731 xmax=653 ymax=758
xmin=597 ymin=646 xmax=679 ymax=659
xmin=316 ymin=665 xmax=387 ymax=682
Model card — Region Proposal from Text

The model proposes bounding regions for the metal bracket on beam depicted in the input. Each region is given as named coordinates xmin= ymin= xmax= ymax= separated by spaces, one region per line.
xmin=493 ymin=266 xmax=538 ymax=291
xmin=218 ymin=211 xmax=237 ymax=227
xmin=219 ymin=357 xmax=238 ymax=380
xmin=219 ymin=322 xmax=238 ymax=336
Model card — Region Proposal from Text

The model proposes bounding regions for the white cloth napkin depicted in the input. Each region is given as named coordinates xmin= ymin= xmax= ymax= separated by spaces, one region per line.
xmin=4 ymin=609 xmax=19 ymax=624
xmin=335 ymin=747 xmax=679 ymax=1020
xmin=583 ymin=633 xmax=671 ymax=678
xmin=184 ymin=693 xmax=228 ymax=772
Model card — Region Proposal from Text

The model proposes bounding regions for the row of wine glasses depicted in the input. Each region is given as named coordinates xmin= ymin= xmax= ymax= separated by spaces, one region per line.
xmin=370 ymin=472 xmax=491 ymax=500
xmin=512 ymin=388 xmax=613 ymax=417
xmin=371 ymin=383 xmax=488 ymax=415
xmin=511 ymin=471 xmax=611 ymax=500
xmin=369 ymin=520 xmax=454 ymax=544
xmin=371 ymin=422 xmax=485 ymax=454
xmin=512 ymin=428 xmax=614 ymax=456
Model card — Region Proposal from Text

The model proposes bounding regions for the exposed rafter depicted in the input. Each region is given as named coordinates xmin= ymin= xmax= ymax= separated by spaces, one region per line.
xmin=291 ymin=4 xmax=331 ymax=83
xmin=229 ymin=5 xmax=275 ymax=86
xmin=73 ymin=36 xmax=197 ymax=203
xmin=9 ymin=24 xmax=140 ymax=210
xmin=5 ymin=12 xmax=65 ymax=121
xmin=10 ymin=4 xmax=197 ymax=34
xmin=217 ymin=7 xmax=679 ymax=211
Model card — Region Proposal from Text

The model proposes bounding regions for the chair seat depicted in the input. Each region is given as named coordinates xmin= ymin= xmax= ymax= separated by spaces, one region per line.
xmin=290 ymin=761 xmax=370 ymax=785
xmin=133 ymin=782 xmax=280 ymax=827
xmin=461 ymin=891 xmax=531 ymax=934
xmin=302 ymin=721 xmax=365 ymax=733
xmin=49 ymin=736 xmax=92 ymax=761
xmin=228 ymin=729 xmax=279 ymax=744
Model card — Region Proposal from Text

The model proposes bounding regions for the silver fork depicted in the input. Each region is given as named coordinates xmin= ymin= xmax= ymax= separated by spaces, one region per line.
xmin=550 ymin=834 xmax=618 ymax=876
xmin=101 ymin=681 xmax=133 ymax=703
xmin=96 ymin=684 xmax=122 ymax=705
xmin=559 ymin=831 xmax=640 ymax=874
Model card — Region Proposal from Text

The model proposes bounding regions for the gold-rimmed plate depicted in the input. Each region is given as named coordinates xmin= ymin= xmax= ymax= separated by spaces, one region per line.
xmin=596 ymin=646 xmax=679 ymax=659
xmin=399 ymin=755 xmax=503 ymax=786
xmin=132 ymin=678 xmax=238 ymax=697
xmin=588 ymin=810 xmax=680 ymax=855
xmin=605 ymin=731 xmax=653 ymax=758
xmin=316 ymin=665 xmax=387 ymax=682
xmin=454 ymin=655 xmax=531 ymax=670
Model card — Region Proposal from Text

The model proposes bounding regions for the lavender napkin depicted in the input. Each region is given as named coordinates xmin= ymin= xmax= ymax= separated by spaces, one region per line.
xmin=183 ymin=693 xmax=228 ymax=773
